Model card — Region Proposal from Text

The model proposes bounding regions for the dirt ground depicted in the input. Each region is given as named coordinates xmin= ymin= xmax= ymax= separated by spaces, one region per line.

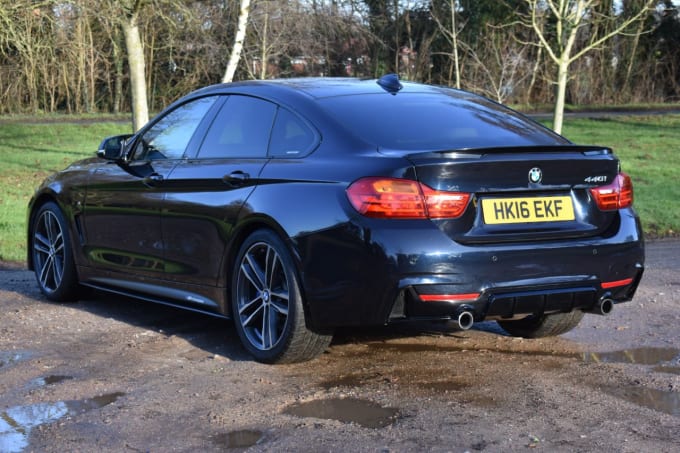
xmin=1 ymin=240 xmax=678 ymax=452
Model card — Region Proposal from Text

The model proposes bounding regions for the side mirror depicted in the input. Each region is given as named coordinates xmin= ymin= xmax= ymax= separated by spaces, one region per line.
xmin=97 ymin=134 xmax=133 ymax=160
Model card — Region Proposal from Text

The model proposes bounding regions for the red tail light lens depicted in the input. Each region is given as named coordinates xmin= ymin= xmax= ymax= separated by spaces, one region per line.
xmin=347 ymin=177 xmax=470 ymax=219
xmin=590 ymin=173 xmax=634 ymax=211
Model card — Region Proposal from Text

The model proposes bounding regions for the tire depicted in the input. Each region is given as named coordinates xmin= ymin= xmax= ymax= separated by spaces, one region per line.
xmin=31 ymin=202 xmax=80 ymax=302
xmin=231 ymin=229 xmax=332 ymax=363
xmin=497 ymin=310 xmax=585 ymax=338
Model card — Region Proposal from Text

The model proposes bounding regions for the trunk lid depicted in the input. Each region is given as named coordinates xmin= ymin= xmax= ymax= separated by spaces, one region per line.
xmin=406 ymin=145 xmax=621 ymax=244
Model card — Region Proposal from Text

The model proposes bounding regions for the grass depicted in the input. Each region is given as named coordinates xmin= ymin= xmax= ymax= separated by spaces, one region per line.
xmin=547 ymin=115 xmax=680 ymax=238
xmin=0 ymin=114 xmax=678 ymax=263
xmin=0 ymin=121 xmax=130 ymax=262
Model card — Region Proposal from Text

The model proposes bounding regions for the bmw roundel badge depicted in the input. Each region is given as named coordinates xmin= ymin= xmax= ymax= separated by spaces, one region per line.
xmin=528 ymin=167 xmax=543 ymax=184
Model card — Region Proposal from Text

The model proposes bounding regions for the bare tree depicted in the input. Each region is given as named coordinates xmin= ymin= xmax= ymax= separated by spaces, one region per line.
xmin=431 ymin=0 xmax=463 ymax=88
xmin=462 ymin=24 xmax=532 ymax=104
xmin=521 ymin=0 xmax=655 ymax=134
xmin=223 ymin=0 xmax=251 ymax=83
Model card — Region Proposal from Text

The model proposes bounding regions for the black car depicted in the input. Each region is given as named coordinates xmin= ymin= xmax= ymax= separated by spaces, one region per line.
xmin=27 ymin=75 xmax=644 ymax=363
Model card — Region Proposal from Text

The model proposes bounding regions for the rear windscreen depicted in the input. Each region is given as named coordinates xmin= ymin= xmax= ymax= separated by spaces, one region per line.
xmin=318 ymin=92 xmax=568 ymax=151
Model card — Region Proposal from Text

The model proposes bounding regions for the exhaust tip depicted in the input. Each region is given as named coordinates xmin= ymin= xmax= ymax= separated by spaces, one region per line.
xmin=598 ymin=298 xmax=614 ymax=315
xmin=455 ymin=310 xmax=475 ymax=330
xmin=586 ymin=298 xmax=614 ymax=316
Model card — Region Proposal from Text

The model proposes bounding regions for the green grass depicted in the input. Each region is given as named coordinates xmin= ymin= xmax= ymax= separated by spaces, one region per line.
xmin=0 ymin=114 xmax=678 ymax=263
xmin=549 ymin=115 xmax=680 ymax=238
xmin=0 ymin=121 xmax=130 ymax=262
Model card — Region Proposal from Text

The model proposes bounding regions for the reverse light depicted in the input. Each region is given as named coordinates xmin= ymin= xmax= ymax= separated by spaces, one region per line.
xmin=589 ymin=172 xmax=634 ymax=211
xmin=346 ymin=177 xmax=470 ymax=219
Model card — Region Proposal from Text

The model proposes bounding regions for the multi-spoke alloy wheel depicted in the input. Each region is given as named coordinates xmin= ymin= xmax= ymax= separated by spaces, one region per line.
xmin=31 ymin=202 xmax=78 ymax=301
xmin=232 ymin=229 xmax=332 ymax=363
xmin=235 ymin=241 xmax=290 ymax=351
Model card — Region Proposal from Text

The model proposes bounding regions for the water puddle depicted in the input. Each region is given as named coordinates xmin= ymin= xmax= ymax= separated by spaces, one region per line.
xmin=213 ymin=429 xmax=263 ymax=449
xmin=283 ymin=398 xmax=399 ymax=429
xmin=604 ymin=386 xmax=680 ymax=417
xmin=581 ymin=347 xmax=680 ymax=366
xmin=32 ymin=375 xmax=73 ymax=387
xmin=0 ymin=392 xmax=124 ymax=453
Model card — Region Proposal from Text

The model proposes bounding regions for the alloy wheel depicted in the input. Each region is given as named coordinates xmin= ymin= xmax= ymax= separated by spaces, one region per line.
xmin=235 ymin=241 xmax=290 ymax=351
xmin=33 ymin=209 xmax=66 ymax=293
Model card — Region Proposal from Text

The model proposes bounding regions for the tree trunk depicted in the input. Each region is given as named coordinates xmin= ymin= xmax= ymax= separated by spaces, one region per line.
xmin=223 ymin=0 xmax=251 ymax=83
xmin=122 ymin=15 xmax=149 ymax=132
xmin=451 ymin=0 xmax=460 ymax=89
xmin=553 ymin=58 xmax=569 ymax=135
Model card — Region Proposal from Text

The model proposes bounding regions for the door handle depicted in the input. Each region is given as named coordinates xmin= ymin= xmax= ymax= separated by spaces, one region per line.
xmin=143 ymin=173 xmax=164 ymax=187
xmin=222 ymin=171 xmax=250 ymax=187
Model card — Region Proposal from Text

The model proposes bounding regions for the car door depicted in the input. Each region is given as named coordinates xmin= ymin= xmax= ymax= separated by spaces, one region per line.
xmin=160 ymin=95 xmax=277 ymax=288
xmin=81 ymin=96 xmax=219 ymax=281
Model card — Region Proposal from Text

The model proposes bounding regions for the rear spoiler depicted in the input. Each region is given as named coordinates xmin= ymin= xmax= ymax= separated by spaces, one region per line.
xmin=405 ymin=145 xmax=613 ymax=160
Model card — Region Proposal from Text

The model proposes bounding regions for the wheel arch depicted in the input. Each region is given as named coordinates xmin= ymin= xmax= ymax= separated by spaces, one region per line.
xmin=222 ymin=215 xmax=311 ymax=319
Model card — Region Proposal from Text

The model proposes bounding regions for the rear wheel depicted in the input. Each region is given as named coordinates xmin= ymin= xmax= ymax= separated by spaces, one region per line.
xmin=31 ymin=202 xmax=79 ymax=302
xmin=231 ymin=229 xmax=332 ymax=363
xmin=497 ymin=310 xmax=585 ymax=338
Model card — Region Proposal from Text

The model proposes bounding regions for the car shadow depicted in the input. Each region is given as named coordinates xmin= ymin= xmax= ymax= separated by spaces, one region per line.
xmin=6 ymin=267 xmax=509 ymax=363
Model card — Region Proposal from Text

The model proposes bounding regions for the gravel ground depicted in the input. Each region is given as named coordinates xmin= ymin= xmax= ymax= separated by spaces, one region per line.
xmin=0 ymin=240 xmax=678 ymax=452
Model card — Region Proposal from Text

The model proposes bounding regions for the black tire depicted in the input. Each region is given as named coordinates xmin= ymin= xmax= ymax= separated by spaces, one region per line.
xmin=497 ymin=310 xmax=585 ymax=338
xmin=231 ymin=229 xmax=332 ymax=363
xmin=31 ymin=202 xmax=80 ymax=302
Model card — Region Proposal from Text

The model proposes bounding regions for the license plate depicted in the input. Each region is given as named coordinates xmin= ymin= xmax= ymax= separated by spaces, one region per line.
xmin=482 ymin=196 xmax=575 ymax=225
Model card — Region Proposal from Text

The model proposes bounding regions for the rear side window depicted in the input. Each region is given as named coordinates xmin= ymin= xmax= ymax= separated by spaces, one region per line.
xmin=269 ymin=108 xmax=317 ymax=157
xmin=318 ymin=92 xmax=568 ymax=151
xmin=198 ymin=95 xmax=276 ymax=159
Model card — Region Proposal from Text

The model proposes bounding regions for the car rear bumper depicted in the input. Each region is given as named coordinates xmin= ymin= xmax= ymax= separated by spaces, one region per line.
xmin=297 ymin=211 xmax=644 ymax=329
xmin=391 ymin=267 xmax=643 ymax=323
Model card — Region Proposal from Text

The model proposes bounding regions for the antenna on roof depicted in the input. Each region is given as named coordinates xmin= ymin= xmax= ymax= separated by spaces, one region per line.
xmin=377 ymin=73 xmax=402 ymax=95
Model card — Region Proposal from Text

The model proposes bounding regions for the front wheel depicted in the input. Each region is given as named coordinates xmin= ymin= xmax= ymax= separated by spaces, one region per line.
xmin=31 ymin=202 xmax=79 ymax=302
xmin=497 ymin=310 xmax=585 ymax=338
xmin=231 ymin=229 xmax=332 ymax=363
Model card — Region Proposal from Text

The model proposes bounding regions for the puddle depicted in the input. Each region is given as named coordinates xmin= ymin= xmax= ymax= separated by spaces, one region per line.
xmin=32 ymin=375 xmax=73 ymax=387
xmin=0 ymin=392 xmax=124 ymax=453
xmin=604 ymin=386 xmax=680 ymax=417
xmin=213 ymin=429 xmax=263 ymax=449
xmin=283 ymin=398 xmax=399 ymax=429
xmin=581 ymin=347 xmax=680 ymax=366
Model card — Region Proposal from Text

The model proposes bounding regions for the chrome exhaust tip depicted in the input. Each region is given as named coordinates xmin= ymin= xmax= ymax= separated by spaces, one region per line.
xmin=586 ymin=297 xmax=614 ymax=316
xmin=454 ymin=309 xmax=475 ymax=330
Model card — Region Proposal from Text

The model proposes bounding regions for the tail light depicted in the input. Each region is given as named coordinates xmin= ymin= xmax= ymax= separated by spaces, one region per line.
xmin=346 ymin=177 xmax=470 ymax=219
xmin=590 ymin=173 xmax=634 ymax=211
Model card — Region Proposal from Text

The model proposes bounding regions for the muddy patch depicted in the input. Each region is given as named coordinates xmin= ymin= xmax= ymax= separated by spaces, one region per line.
xmin=31 ymin=375 xmax=73 ymax=387
xmin=212 ymin=429 xmax=264 ymax=449
xmin=283 ymin=398 xmax=399 ymax=429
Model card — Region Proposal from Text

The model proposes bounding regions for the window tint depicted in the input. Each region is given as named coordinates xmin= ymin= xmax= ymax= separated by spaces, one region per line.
xmin=269 ymin=108 xmax=317 ymax=157
xmin=198 ymin=95 xmax=276 ymax=159
xmin=132 ymin=96 xmax=217 ymax=161
xmin=318 ymin=92 xmax=568 ymax=151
